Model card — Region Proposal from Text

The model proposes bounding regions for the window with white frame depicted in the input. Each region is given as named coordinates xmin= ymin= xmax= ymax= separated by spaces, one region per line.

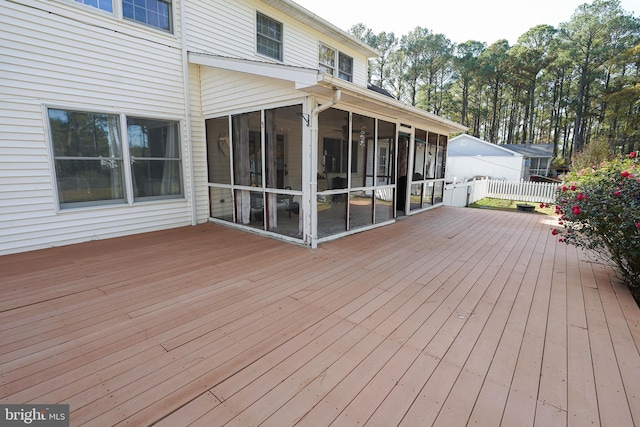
xmin=73 ymin=0 xmax=172 ymax=32
xmin=319 ymin=43 xmax=353 ymax=82
xmin=75 ymin=0 xmax=113 ymax=12
xmin=256 ymin=12 xmax=283 ymax=61
xmin=48 ymin=108 xmax=182 ymax=208
xmin=319 ymin=43 xmax=336 ymax=75
xmin=338 ymin=52 xmax=353 ymax=82
xmin=123 ymin=0 xmax=172 ymax=31
xmin=127 ymin=117 xmax=182 ymax=199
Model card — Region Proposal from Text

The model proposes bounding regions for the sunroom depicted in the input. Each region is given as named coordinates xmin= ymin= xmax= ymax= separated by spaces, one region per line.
xmin=197 ymin=57 xmax=466 ymax=247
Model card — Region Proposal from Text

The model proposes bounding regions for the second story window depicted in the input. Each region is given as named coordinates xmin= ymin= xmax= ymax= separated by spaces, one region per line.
xmin=123 ymin=0 xmax=172 ymax=32
xmin=319 ymin=44 xmax=336 ymax=75
xmin=73 ymin=0 xmax=172 ymax=32
xmin=257 ymin=13 xmax=283 ymax=61
xmin=338 ymin=52 xmax=353 ymax=82
xmin=319 ymin=43 xmax=353 ymax=83
xmin=75 ymin=0 xmax=113 ymax=12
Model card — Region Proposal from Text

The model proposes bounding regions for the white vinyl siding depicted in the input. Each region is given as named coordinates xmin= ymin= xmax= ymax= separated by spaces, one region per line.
xmin=0 ymin=0 xmax=192 ymax=255
xmin=185 ymin=0 xmax=369 ymax=87
xmin=199 ymin=68 xmax=304 ymax=118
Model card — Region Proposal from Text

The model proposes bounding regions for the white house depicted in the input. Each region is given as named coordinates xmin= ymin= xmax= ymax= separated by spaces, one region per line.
xmin=1 ymin=0 xmax=466 ymax=255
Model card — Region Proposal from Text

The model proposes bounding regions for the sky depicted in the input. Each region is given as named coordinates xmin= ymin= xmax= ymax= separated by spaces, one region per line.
xmin=293 ymin=0 xmax=639 ymax=46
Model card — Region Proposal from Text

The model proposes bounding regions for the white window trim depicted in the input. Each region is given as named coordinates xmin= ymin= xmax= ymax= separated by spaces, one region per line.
xmin=62 ymin=0 xmax=175 ymax=34
xmin=338 ymin=52 xmax=353 ymax=82
xmin=44 ymin=105 xmax=186 ymax=212
xmin=318 ymin=43 xmax=336 ymax=75
xmin=255 ymin=12 xmax=284 ymax=62
xmin=319 ymin=42 xmax=353 ymax=82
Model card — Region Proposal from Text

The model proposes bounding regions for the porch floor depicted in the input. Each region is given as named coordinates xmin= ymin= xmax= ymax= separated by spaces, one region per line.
xmin=1 ymin=207 xmax=639 ymax=426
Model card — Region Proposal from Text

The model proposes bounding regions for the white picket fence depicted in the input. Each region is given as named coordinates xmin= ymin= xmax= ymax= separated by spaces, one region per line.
xmin=444 ymin=179 xmax=557 ymax=207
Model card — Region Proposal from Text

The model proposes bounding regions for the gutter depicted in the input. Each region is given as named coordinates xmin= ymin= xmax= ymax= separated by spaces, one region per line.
xmin=308 ymin=88 xmax=341 ymax=249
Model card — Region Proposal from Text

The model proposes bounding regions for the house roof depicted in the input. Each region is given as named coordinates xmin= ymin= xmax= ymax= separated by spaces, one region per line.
xmin=302 ymin=75 xmax=467 ymax=134
xmin=190 ymin=52 xmax=468 ymax=135
xmin=502 ymin=143 xmax=554 ymax=157
xmin=259 ymin=0 xmax=380 ymax=58
xmin=448 ymin=134 xmax=522 ymax=156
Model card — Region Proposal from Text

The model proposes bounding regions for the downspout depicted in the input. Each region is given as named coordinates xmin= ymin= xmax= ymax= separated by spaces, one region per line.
xmin=309 ymin=88 xmax=341 ymax=248
xmin=180 ymin=0 xmax=197 ymax=226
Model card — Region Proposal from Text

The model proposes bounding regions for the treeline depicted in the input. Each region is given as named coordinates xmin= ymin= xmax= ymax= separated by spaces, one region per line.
xmin=349 ymin=0 xmax=640 ymax=162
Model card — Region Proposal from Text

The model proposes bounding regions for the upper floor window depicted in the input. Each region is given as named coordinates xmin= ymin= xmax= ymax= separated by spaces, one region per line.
xmin=123 ymin=0 xmax=171 ymax=31
xmin=319 ymin=43 xmax=353 ymax=82
xmin=319 ymin=44 xmax=335 ymax=75
xmin=338 ymin=52 xmax=353 ymax=82
xmin=73 ymin=0 xmax=172 ymax=32
xmin=256 ymin=13 xmax=282 ymax=61
xmin=75 ymin=0 xmax=113 ymax=12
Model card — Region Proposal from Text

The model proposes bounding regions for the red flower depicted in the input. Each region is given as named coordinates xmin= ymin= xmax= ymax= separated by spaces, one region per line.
xmin=631 ymin=152 xmax=637 ymax=158
xmin=576 ymin=193 xmax=584 ymax=201
xmin=622 ymin=171 xmax=630 ymax=178
xmin=572 ymin=206 xmax=581 ymax=215
xmin=613 ymin=190 xmax=621 ymax=197
xmin=552 ymin=229 xmax=559 ymax=235
xmin=637 ymin=222 xmax=640 ymax=229
xmin=540 ymin=203 xmax=545 ymax=208
xmin=561 ymin=185 xmax=568 ymax=192
xmin=571 ymin=185 xmax=577 ymax=191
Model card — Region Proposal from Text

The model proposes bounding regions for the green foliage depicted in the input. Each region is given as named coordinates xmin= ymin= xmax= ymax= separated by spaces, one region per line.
xmin=552 ymin=152 xmax=640 ymax=298
xmin=349 ymin=1 xmax=640 ymax=154
xmin=469 ymin=197 xmax=556 ymax=215
xmin=571 ymin=137 xmax=616 ymax=171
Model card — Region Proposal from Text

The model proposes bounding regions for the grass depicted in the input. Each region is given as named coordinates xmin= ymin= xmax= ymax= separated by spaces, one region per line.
xmin=469 ymin=197 xmax=557 ymax=215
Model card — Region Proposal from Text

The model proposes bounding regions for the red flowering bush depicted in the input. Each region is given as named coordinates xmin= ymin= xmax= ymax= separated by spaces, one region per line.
xmin=552 ymin=151 xmax=640 ymax=299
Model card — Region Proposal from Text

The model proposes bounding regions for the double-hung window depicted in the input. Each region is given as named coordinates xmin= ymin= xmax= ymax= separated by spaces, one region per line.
xmin=319 ymin=43 xmax=353 ymax=82
xmin=338 ymin=52 xmax=353 ymax=82
xmin=256 ymin=12 xmax=283 ymax=61
xmin=319 ymin=44 xmax=336 ymax=75
xmin=73 ymin=0 xmax=172 ymax=32
xmin=48 ymin=108 xmax=183 ymax=209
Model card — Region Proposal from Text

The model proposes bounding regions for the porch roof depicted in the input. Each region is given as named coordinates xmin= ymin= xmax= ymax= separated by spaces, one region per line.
xmin=298 ymin=74 xmax=468 ymax=135
xmin=188 ymin=52 xmax=467 ymax=136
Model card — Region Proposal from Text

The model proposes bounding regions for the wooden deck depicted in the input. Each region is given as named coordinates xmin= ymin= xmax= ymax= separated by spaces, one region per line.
xmin=1 ymin=207 xmax=639 ymax=426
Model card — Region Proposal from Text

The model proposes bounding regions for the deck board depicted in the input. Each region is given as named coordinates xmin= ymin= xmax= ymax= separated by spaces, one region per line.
xmin=1 ymin=207 xmax=639 ymax=426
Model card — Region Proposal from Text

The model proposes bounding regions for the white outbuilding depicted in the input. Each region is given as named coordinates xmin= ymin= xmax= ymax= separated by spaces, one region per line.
xmin=447 ymin=134 xmax=554 ymax=183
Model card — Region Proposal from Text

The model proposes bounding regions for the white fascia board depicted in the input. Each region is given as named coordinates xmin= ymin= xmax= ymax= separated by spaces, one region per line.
xmin=298 ymin=74 xmax=468 ymax=133
xmin=188 ymin=52 xmax=321 ymax=87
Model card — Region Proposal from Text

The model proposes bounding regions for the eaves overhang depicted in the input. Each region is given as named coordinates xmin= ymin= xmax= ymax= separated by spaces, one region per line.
xmin=188 ymin=52 xmax=321 ymax=87
xmin=298 ymin=75 xmax=468 ymax=135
